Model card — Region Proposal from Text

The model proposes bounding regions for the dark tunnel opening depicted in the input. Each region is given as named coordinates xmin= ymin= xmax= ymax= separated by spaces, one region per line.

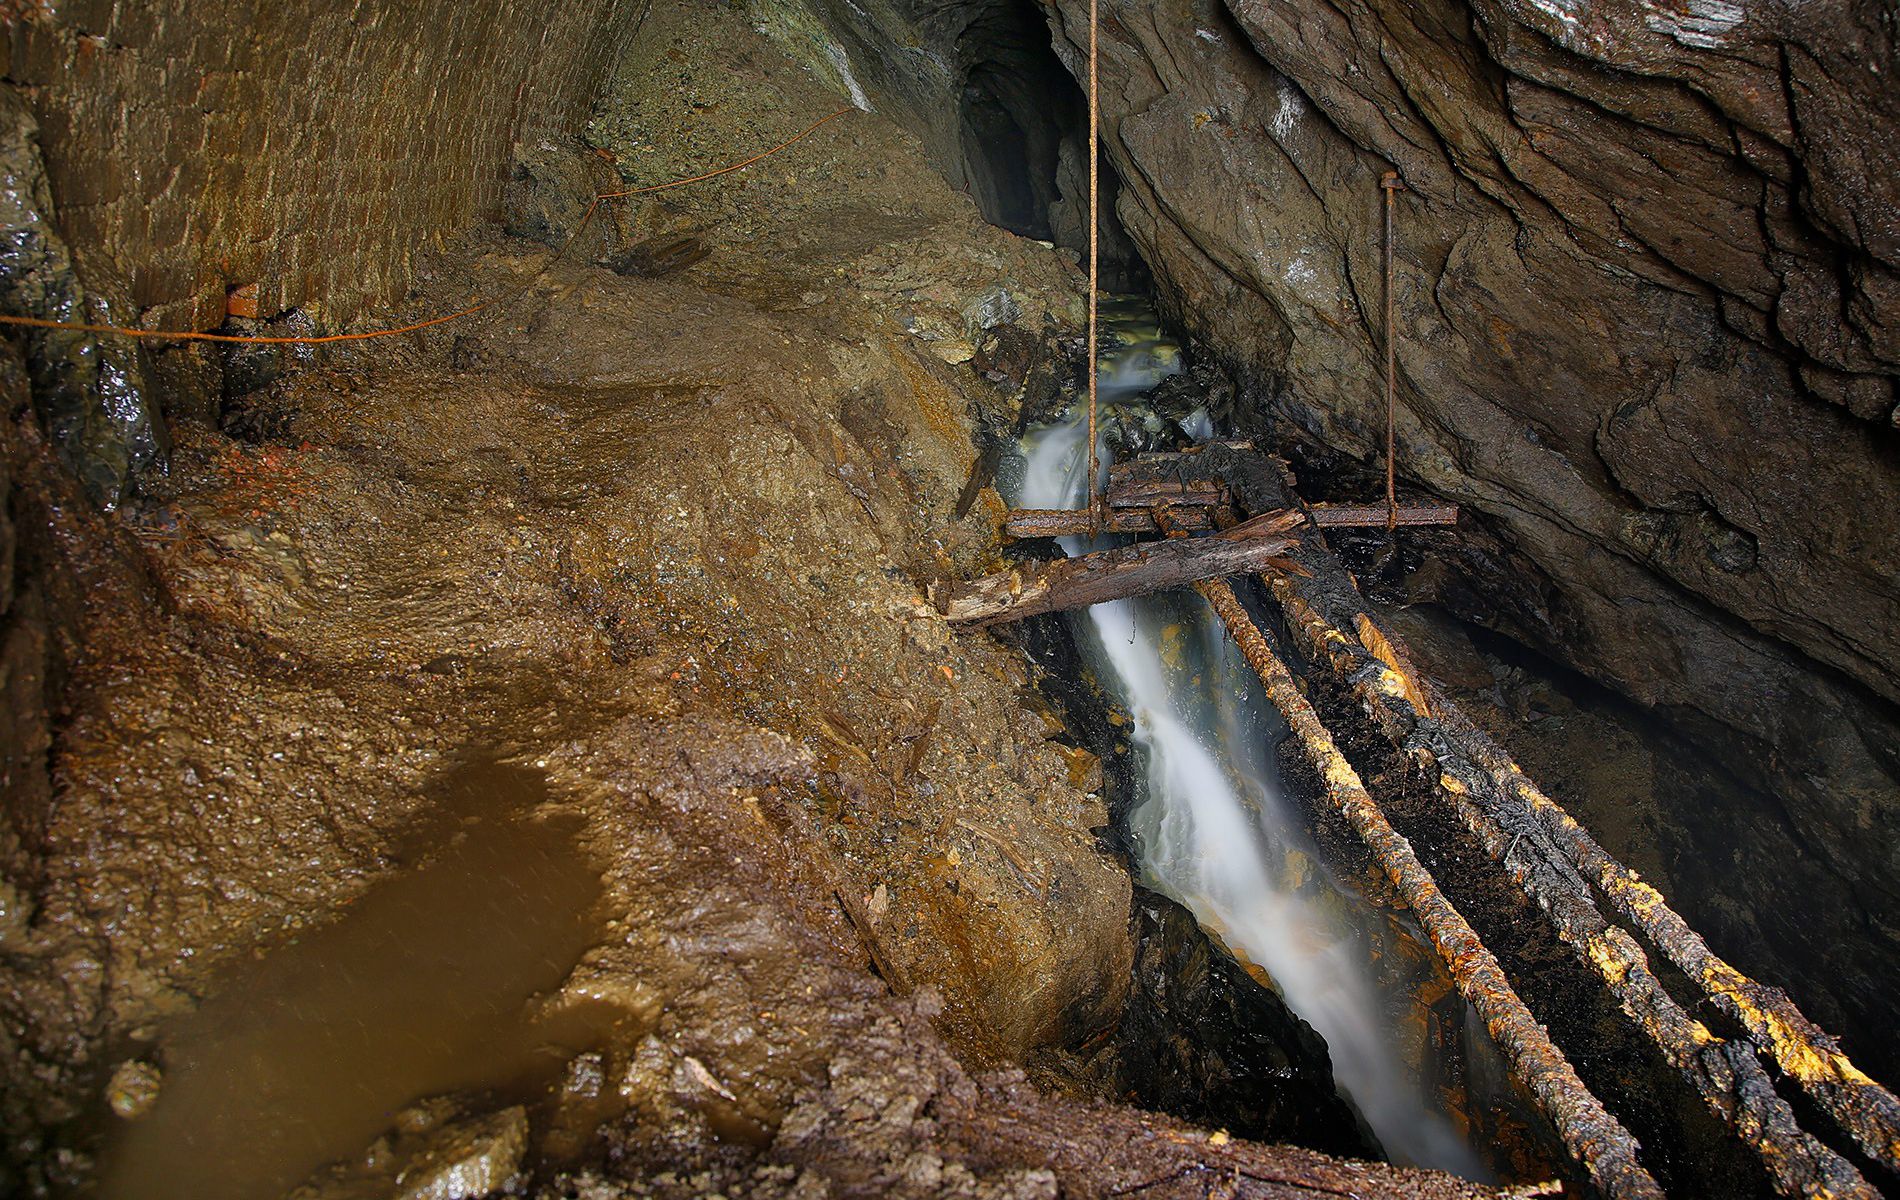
xmin=952 ymin=0 xmax=1148 ymax=293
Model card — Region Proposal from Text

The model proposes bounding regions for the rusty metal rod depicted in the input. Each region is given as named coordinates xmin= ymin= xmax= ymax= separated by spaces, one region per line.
xmin=1270 ymin=587 xmax=1878 ymax=1199
xmin=1381 ymin=170 xmax=1403 ymax=531
xmin=1004 ymin=502 xmax=1458 ymax=539
xmin=1084 ymin=0 xmax=1101 ymax=535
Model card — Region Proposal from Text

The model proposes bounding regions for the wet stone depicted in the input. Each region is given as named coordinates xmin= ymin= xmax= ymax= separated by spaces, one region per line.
xmin=104 ymin=1061 xmax=161 ymax=1121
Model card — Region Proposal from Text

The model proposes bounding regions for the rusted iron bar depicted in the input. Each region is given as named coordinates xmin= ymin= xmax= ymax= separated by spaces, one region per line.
xmin=1153 ymin=513 xmax=1662 ymax=1200
xmin=1269 ymin=585 xmax=1878 ymax=1198
xmin=1004 ymin=501 xmax=1456 ymax=540
xmin=941 ymin=511 xmax=1303 ymax=627
xmin=1381 ymin=170 xmax=1404 ymax=529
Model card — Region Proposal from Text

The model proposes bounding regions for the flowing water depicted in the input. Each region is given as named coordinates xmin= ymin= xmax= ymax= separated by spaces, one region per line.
xmin=1014 ymin=307 xmax=1487 ymax=1177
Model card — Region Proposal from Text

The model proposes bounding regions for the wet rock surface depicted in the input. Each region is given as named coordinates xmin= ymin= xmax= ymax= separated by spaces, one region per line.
xmin=1065 ymin=889 xmax=1377 ymax=1159
xmin=0 ymin=88 xmax=163 ymax=506
xmin=0 ymin=4 xmax=1498 ymax=1196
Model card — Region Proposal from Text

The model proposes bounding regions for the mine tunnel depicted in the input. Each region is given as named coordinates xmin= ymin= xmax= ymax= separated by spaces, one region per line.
xmin=1 ymin=2 xmax=1896 ymax=1198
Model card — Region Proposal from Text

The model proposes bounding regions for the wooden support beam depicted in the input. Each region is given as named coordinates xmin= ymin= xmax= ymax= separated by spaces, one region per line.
xmin=1444 ymin=697 xmax=1900 ymax=1178
xmin=1159 ymin=514 xmax=1664 ymax=1200
xmin=1004 ymin=501 xmax=1457 ymax=540
xmin=1005 ymin=506 xmax=1221 ymax=537
xmin=942 ymin=512 xmax=1303 ymax=627
xmin=1144 ymin=441 xmax=1899 ymax=1187
xmin=1270 ymin=586 xmax=1880 ymax=1199
xmin=1106 ymin=478 xmax=1225 ymax=508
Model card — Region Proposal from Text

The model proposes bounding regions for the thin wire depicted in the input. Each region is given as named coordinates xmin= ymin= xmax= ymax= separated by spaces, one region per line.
xmin=1085 ymin=0 xmax=1101 ymax=533
xmin=0 ymin=107 xmax=854 ymax=347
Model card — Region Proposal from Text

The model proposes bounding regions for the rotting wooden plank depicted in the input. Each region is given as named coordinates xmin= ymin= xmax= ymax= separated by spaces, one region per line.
xmin=1004 ymin=501 xmax=1456 ymax=539
xmin=1146 ymin=442 xmax=1900 ymax=1180
xmin=1005 ymin=506 xmax=1224 ymax=536
xmin=1452 ymin=704 xmax=1900 ymax=1176
xmin=1158 ymin=523 xmax=1664 ymax=1200
xmin=1268 ymin=583 xmax=1878 ymax=1199
xmin=1106 ymin=478 xmax=1225 ymax=508
xmin=941 ymin=510 xmax=1303 ymax=627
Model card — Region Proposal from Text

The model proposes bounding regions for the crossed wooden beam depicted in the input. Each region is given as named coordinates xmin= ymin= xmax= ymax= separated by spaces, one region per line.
xmin=943 ymin=444 xmax=1899 ymax=1200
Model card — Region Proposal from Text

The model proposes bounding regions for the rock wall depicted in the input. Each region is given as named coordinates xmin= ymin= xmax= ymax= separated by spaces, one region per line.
xmin=747 ymin=0 xmax=1148 ymax=286
xmin=4 ymin=0 xmax=638 ymax=332
xmin=1034 ymin=0 xmax=1899 ymax=1072
xmin=762 ymin=0 xmax=1900 ymax=1076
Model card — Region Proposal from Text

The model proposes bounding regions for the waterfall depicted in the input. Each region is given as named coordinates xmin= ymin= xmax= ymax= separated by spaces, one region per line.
xmin=1013 ymin=350 xmax=1485 ymax=1178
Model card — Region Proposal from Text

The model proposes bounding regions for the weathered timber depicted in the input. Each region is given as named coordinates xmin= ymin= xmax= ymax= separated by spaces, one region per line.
xmin=1268 ymin=581 xmax=1878 ymax=1198
xmin=1166 ymin=542 xmax=1664 ymax=1200
xmin=941 ymin=511 xmax=1303 ymax=627
xmin=1448 ymin=700 xmax=1900 ymax=1176
xmin=1106 ymin=478 xmax=1225 ymax=508
xmin=1004 ymin=501 xmax=1456 ymax=539
xmin=1150 ymin=443 xmax=1900 ymax=1181
xmin=1006 ymin=506 xmax=1222 ymax=536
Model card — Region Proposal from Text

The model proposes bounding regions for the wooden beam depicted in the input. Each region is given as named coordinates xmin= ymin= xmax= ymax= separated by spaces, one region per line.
xmin=1172 ymin=553 xmax=1665 ymax=1200
xmin=1003 ymin=500 xmax=1456 ymax=540
xmin=943 ymin=512 xmax=1304 ymax=627
xmin=1272 ymin=589 xmax=1881 ymax=1198
xmin=1005 ymin=507 xmax=1220 ymax=537
xmin=1106 ymin=478 xmax=1224 ymax=508
xmin=1145 ymin=442 xmax=1895 ymax=1189
xmin=1307 ymin=501 xmax=1459 ymax=528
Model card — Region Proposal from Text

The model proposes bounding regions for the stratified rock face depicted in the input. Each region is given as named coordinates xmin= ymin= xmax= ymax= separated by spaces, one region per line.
xmin=1031 ymin=0 xmax=1898 ymax=1072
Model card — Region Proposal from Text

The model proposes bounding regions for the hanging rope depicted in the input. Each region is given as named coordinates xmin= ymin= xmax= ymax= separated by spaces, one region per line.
xmin=1084 ymin=0 xmax=1101 ymax=534
xmin=0 ymin=107 xmax=854 ymax=347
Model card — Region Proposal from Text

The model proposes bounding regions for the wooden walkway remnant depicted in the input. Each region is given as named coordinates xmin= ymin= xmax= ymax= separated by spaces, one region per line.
xmin=941 ymin=509 xmax=1304 ymax=627
xmin=958 ymin=442 xmax=1900 ymax=1199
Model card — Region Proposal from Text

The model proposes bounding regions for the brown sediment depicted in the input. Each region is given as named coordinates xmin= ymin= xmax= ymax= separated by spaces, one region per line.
xmin=0 ymin=4 xmax=1506 ymax=1197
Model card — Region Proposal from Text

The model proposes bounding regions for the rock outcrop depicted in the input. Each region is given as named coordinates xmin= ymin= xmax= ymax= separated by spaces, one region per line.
xmin=1030 ymin=0 xmax=1900 ymax=1076
xmin=0 ymin=89 xmax=163 ymax=506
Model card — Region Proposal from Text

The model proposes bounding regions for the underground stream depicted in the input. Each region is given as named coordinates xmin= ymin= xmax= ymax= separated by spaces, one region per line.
xmin=1010 ymin=303 xmax=1502 ymax=1180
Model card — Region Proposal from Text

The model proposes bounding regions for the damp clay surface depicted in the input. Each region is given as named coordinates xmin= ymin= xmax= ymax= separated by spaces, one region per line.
xmin=0 ymin=4 xmax=1500 ymax=1198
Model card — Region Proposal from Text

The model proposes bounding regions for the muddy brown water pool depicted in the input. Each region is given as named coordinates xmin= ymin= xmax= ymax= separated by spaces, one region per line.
xmin=98 ymin=758 xmax=607 ymax=1200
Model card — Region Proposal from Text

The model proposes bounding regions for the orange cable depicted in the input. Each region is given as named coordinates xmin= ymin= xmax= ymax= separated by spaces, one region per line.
xmin=0 ymin=107 xmax=855 ymax=347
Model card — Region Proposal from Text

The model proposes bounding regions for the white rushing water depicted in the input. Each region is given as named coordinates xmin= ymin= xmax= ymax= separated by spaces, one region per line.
xmin=1014 ymin=338 xmax=1485 ymax=1177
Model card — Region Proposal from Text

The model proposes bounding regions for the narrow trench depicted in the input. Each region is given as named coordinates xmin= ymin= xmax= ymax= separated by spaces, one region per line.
xmin=953 ymin=11 xmax=1518 ymax=1178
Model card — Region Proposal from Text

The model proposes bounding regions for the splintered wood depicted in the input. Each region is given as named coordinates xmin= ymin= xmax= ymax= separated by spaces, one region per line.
xmin=940 ymin=510 xmax=1303 ymax=627
xmin=960 ymin=442 xmax=1900 ymax=1197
